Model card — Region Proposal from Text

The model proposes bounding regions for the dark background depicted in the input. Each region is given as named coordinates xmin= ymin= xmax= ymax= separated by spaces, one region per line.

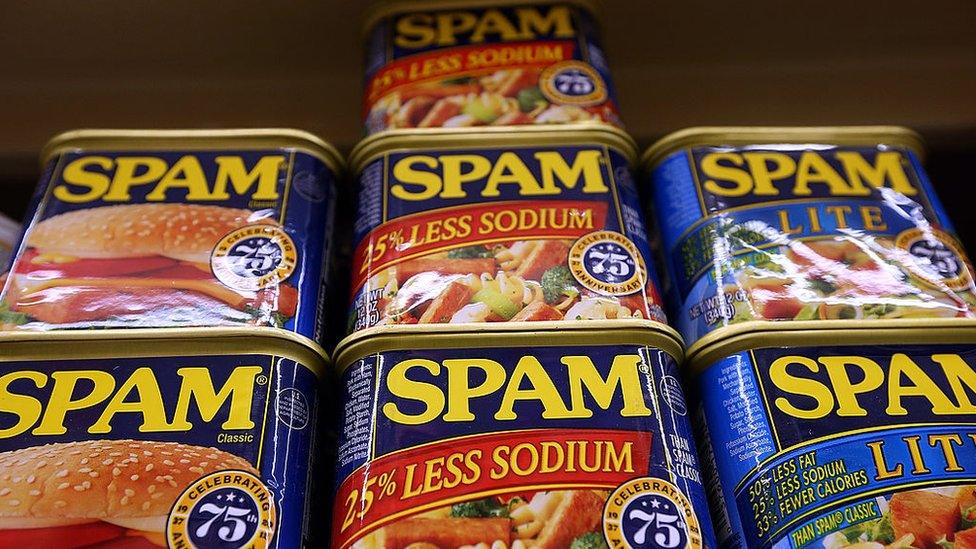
xmin=1 ymin=1 xmax=974 ymax=240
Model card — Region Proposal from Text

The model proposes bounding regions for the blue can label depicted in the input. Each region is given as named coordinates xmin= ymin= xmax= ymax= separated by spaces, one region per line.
xmin=697 ymin=342 xmax=976 ymax=548
xmin=0 ymin=349 xmax=321 ymax=548
xmin=332 ymin=339 xmax=716 ymax=548
xmin=649 ymin=144 xmax=976 ymax=345
xmin=1 ymin=146 xmax=337 ymax=342
xmin=350 ymin=141 xmax=668 ymax=333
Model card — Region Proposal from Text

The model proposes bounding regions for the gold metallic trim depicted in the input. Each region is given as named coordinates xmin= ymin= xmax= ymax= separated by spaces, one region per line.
xmin=0 ymin=327 xmax=330 ymax=377
xmin=41 ymin=128 xmax=346 ymax=174
xmin=333 ymin=319 xmax=683 ymax=374
xmin=363 ymin=0 xmax=601 ymax=37
xmin=686 ymin=318 xmax=976 ymax=375
xmin=640 ymin=126 xmax=926 ymax=172
xmin=349 ymin=124 xmax=637 ymax=175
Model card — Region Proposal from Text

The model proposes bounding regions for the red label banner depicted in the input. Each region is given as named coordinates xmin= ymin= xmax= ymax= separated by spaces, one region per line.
xmin=365 ymin=41 xmax=577 ymax=108
xmin=351 ymin=200 xmax=609 ymax=294
xmin=331 ymin=428 xmax=652 ymax=548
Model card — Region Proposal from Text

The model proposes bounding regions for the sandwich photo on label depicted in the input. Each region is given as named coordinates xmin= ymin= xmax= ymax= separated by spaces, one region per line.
xmin=0 ymin=203 xmax=299 ymax=330
xmin=0 ymin=440 xmax=257 ymax=548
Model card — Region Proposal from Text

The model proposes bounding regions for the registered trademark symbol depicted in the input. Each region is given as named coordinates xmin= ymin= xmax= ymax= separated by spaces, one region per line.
xmin=638 ymin=363 xmax=650 ymax=374
xmin=256 ymin=375 xmax=269 ymax=385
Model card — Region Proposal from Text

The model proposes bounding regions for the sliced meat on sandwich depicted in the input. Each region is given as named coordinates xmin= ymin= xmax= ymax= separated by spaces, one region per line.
xmin=0 ymin=440 xmax=257 ymax=547
xmin=1 ymin=204 xmax=298 ymax=329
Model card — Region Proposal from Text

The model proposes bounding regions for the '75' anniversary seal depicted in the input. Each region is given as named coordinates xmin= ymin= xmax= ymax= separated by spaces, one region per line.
xmin=168 ymin=470 xmax=277 ymax=548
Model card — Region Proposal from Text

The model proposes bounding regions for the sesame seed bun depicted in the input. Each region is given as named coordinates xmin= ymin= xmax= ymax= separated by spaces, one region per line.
xmin=27 ymin=204 xmax=276 ymax=263
xmin=0 ymin=440 xmax=257 ymax=532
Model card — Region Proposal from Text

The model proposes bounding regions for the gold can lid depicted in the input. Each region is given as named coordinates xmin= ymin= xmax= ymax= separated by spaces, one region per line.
xmin=362 ymin=0 xmax=601 ymax=36
xmin=0 ymin=327 xmax=331 ymax=378
xmin=640 ymin=126 xmax=926 ymax=172
xmin=41 ymin=128 xmax=346 ymax=174
xmin=349 ymin=124 xmax=637 ymax=175
xmin=686 ymin=318 xmax=976 ymax=376
xmin=333 ymin=319 xmax=683 ymax=374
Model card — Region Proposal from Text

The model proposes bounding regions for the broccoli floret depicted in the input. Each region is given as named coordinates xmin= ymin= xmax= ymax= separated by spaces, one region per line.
xmin=517 ymin=87 xmax=547 ymax=112
xmin=450 ymin=498 xmax=509 ymax=518
xmin=0 ymin=301 xmax=29 ymax=326
xmin=447 ymin=245 xmax=493 ymax=259
xmin=570 ymin=532 xmax=609 ymax=549
xmin=867 ymin=513 xmax=895 ymax=545
xmin=963 ymin=504 xmax=976 ymax=530
xmin=541 ymin=265 xmax=576 ymax=304
xmin=808 ymin=277 xmax=837 ymax=295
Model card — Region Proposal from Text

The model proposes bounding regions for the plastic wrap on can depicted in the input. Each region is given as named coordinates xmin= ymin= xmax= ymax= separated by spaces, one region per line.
xmin=641 ymin=127 xmax=976 ymax=346
xmin=347 ymin=125 xmax=667 ymax=333
xmin=362 ymin=0 xmax=622 ymax=135
xmin=689 ymin=320 xmax=976 ymax=549
xmin=0 ymin=129 xmax=342 ymax=342
xmin=331 ymin=321 xmax=717 ymax=549
xmin=0 ymin=328 xmax=328 ymax=548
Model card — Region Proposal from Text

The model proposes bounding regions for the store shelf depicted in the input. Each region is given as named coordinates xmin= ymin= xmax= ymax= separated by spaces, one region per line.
xmin=2 ymin=0 xmax=975 ymax=221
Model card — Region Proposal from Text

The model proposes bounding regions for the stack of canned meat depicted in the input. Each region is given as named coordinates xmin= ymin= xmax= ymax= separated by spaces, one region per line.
xmin=333 ymin=2 xmax=976 ymax=549
xmin=2 ymin=3 xmax=976 ymax=549
xmin=641 ymin=127 xmax=976 ymax=549
xmin=0 ymin=129 xmax=344 ymax=548
xmin=333 ymin=2 xmax=716 ymax=549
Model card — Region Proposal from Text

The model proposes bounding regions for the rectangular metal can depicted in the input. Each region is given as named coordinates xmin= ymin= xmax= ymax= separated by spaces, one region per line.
xmin=330 ymin=321 xmax=717 ymax=549
xmin=348 ymin=125 xmax=668 ymax=333
xmin=641 ymin=127 xmax=976 ymax=346
xmin=362 ymin=0 xmax=622 ymax=135
xmin=0 ymin=129 xmax=343 ymax=342
xmin=689 ymin=320 xmax=976 ymax=549
xmin=0 ymin=328 xmax=327 ymax=548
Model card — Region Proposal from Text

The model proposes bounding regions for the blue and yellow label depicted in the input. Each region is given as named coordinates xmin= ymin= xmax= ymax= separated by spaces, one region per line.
xmin=696 ymin=342 xmax=976 ymax=549
xmin=3 ymin=147 xmax=337 ymax=341
xmin=332 ymin=341 xmax=716 ymax=548
xmin=0 ymin=350 xmax=321 ymax=548
xmin=648 ymin=144 xmax=976 ymax=345
xmin=350 ymin=142 xmax=667 ymax=333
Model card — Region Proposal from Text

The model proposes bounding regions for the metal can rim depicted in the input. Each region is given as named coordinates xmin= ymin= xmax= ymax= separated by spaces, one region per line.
xmin=685 ymin=318 xmax=976 ymax=376
xmin=0 ymin=326 xmax=331 ymax=378
xmin=333 ymin=319 xmax=683 ymax=375
xmin=361 ymin=0 xmax=602 ymax=38
xmin=639 ymin=125 xmax=926 ymax=173
xmin=349 ymin=124 xmax=637 ymax=176
xmin=40 ymin=128 xmax=346 ymax=175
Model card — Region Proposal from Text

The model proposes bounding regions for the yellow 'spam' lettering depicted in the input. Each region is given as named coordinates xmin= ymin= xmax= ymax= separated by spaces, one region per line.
xmin=770 ymin=353 xmax=976 ymax=420
xmin=170 ymin=367 xmax=261 ymax=430
xmin=0 ymin=366 xmax=262 ymax=438
xmin=53 ymin=154 xmax=285 ymax=203
xmin=394 ymin=6 xmax=575 ymax=49
xmin=382 ymin=354 xmax=651 ymax=425
xmin=700 ymin=150 xmax=915 ymax=198
xmin=390 ymin=150 xmax=607 ymax=201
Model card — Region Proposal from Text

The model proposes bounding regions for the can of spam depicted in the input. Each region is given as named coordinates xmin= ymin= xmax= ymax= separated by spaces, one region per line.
xmin=0 ymin=212 xmax=20 ymax=270
xmin=362 ymin=0 xmax=622 ymax=135
xmin=0 ymin=129 xmax=343 ymax=341
xmin=640 ymin=127 xmax=976 ymax=346
xmin=347 ymin=125 xmax=667 ymax=333
xmin=330 ymin=321 xmax=717 ymax=549
xmin=690 ymin=319 xmax=976 ymax=549
xmin=0 ymin=327 xmax=327 ymax=548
